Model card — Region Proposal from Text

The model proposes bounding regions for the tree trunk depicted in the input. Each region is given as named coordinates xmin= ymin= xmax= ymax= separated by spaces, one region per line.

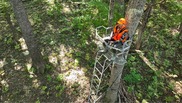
xmin=10 ymin=0 xmax=45 ymax=74
xmin=136 ymin=0 xmax=154 ymax=50
xmin=103 ymin=64 xmax=123 ymax=103
xmin=125 ymin=0 xmax=146 ymax=38
xmin=108 ymin=0 xmax=115 ymax=27
xmin=103 ymin=0 xmax=146 ymax=103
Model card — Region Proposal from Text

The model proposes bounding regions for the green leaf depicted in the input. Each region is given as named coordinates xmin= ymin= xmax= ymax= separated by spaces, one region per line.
xmin=129 ymin=56 xmax=136 ymax=62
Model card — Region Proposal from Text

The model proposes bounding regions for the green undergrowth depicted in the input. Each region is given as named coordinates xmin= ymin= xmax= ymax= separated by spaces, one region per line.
xmin=123 ymin=54 xmax=180 ymax=102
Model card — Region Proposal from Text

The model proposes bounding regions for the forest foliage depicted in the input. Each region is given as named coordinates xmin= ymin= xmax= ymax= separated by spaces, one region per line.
xmin=0 ymin=0 xmax=181 ymax=102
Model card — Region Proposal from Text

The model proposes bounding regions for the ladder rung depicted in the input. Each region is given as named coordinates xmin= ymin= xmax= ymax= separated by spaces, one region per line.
xmin=94 ymin=74 xmax=100 ymax=80
xmin=97 ymin=61 xmax=103 ymax=69
xmin=94 ymin=68 xmax=102 ymax=75
xmin=92 ymin=78 xmax=100 ymax=85
xmin=96 ymin=54 xmax=104 ymax=60
xmin=103 ymin=62 xmax=112 ymax=72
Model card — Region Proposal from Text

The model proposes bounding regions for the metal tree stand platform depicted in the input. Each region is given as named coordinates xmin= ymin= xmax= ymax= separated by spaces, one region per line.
xmin=88 ymin=26 xmax=132 ymax=103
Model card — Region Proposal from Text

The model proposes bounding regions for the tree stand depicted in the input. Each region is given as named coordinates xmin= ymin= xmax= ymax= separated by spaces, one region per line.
xmin=88 ymin=26 xmax=132 ymax=103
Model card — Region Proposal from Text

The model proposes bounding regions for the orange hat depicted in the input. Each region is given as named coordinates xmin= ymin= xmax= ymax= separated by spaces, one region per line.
xmin=117 ymin=18 xmax=127 ymax=25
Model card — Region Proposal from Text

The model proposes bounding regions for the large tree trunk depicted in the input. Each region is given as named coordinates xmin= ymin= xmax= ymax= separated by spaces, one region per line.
xmin=103 ymin=0 xmax=146 ymax=103
xmin=103 ymin=64 xmax=123 ymax=103
xmin=136 ymin=0 xmax=154 ymax=50
xmin=10 ymin=0 xmax=45 ymax=74
xmin=108 ymin=0 xmax=115 ymax=27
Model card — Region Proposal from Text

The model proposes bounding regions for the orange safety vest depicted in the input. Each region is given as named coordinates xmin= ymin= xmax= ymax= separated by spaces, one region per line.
xmin=112 ymin=23 xmax=129 ymax=43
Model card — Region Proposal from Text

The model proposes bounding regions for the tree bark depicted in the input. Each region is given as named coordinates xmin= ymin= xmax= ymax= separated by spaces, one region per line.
xmin=10 ymin=0 xmax=45 ymax=74
xmin=103 ymin=64 xmax=123 ymax=103
xmin=108 ymin=0 xmax=115 ymax=27
xmin=125 ymin=0 xmax=146 ymax=38
xmin=103 ymin=0 xmax=146 ymax=103
xmin=136 ymin=0 xmax=154 ymax=50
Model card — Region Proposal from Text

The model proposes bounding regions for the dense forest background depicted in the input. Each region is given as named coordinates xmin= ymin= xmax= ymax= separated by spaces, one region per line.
xmin=0 ymin=0 xmax=181 ymax=102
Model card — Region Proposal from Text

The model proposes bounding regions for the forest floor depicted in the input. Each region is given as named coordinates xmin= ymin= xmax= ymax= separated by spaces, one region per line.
xmin=0 ymin=0 xmax=181 ymax=103
xmin=0 ymin=46 xmax=91 ymax=103
xmin=1 ymin=1 xmax=94 ymax=103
